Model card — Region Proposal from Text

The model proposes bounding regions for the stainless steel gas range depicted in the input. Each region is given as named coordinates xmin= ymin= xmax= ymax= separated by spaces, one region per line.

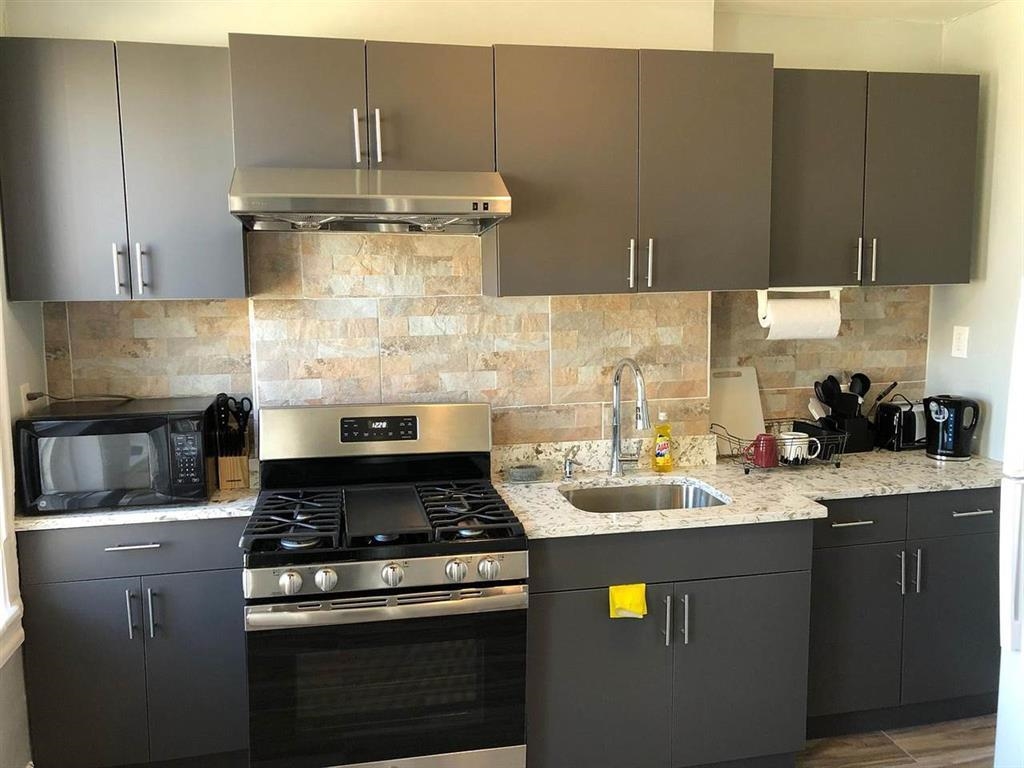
xmin=239 ymin=403 xmax=527 ymax=768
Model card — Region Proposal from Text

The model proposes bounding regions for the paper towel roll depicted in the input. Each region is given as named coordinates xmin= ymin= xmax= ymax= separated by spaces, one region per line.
xmin=762 ymin=298 xmax=841 ymax=340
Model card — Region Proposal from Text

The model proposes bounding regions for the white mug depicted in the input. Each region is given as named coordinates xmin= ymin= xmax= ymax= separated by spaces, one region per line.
xmin=778 ymin=432 xmax=821 ymax=463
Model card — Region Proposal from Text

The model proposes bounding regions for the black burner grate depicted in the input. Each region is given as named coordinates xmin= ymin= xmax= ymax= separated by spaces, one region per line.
xmin=241 ymin=489 xmax=343 ymax=550
xmin=417 ymin=481 xmax=523 ymax=542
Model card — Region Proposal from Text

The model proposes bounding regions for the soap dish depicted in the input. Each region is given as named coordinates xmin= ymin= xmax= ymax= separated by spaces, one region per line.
xmin=506 ymin=464 xmax=543 ymax=483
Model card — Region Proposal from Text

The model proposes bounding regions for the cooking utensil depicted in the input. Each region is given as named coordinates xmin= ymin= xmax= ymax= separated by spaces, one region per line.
xmin=866 ymin=381 xmax=899 ymax=417
xmin=850 ymin=372 xmax=871 ymax=397
xmin=808 ymin=398 xmax=828 ymax=421
xmin=820 ymin=377 xmax=842 ymax=407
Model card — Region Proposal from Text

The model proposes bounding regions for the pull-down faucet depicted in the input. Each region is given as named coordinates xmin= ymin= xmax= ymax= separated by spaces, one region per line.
xmin=610 ymin=358 xmax=651 ymax=476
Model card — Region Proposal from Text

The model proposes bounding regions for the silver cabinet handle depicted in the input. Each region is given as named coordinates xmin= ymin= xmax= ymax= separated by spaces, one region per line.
xmin=856 ymin=236 xmax=863 ymax=282
xmin=105 ymin=543 xmax=162 ymax=552
xmin=871 ymin=237 xmax=878 ymax=282
xmin=125 ymin=589 xmax=136 ymax=640
xmin=134 ymin=243 xmax=148 ymax=295
xmin=351 ymin=107 xmax=362 ymax=165
xmin=111 ymin=243 xmax=125 ymax=296
xmin=374 ymin=107 xmax=383 ymax=164
xmin=146 ymin=588 xmax=156 ymax=639
xmin=628 ymin=239 xmax=636 ymax=288
xmin=831 ymin=520 xmax=875 ymax=528
xmin=913 ymin=548 xmax=923 ymax=594
xmin=952 ymin=509 xmax=995 ymax=518
xmin=663 ymin=594 xmax=672 ymax=647
xmin=897 ymin=550 xmax=906 ymax=595
xmin=681 ymin=594 xmax=690 ymax=645
xmin=646 ymin=238 xmax=654 ymax=289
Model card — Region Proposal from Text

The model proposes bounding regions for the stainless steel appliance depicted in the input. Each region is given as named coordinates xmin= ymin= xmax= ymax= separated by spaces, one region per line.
xmin=924 ymin=394 xmax=980 ymax=461
xmin=15 ymin=396 xmax=215 ymax=514
xmin=240 ymin=403 xmax=527 ymax=768
xmin=874 ymin=397 xmax=927 ymax=451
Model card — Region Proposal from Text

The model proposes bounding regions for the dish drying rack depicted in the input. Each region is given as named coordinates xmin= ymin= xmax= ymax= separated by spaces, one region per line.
xmin=711 ymin=419 xmax=848 ymax=474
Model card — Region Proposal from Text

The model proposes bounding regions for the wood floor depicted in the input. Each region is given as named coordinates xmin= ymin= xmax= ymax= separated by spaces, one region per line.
xmin=797 ymin=715 xmax=997 ymax=768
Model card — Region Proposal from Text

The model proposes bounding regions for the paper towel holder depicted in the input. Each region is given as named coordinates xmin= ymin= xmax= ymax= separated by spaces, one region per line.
xmin=756 ymin=287 xmax=843 ymax=329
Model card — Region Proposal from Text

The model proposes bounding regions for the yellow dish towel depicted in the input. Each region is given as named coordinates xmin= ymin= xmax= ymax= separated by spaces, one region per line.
xmin=608 ymin=583 xmax=648 ymax=619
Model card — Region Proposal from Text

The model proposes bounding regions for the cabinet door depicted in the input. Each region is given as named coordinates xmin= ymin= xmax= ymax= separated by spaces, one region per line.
xmin=808 ymin=544 xmax=905 ymax=716
xmin=21 ymin=578 xmax=149 ymax=768
xmin=0 ymin=38 xmax=130 ymax=301
xmin=366 ymin=42 xmax=494 ymax=171
xmin=143 ymin=569 xmax=248 ymax=761
xmin=639 ymin=50 xmax=773 ymax=292
xmin=494 ymin=45 xmax=639 ymax=296
xmin=863 ymin=73 xmax=979 ymax=286
xmin=117 ymin=42 xmax=244 ymax=299
xmin=671 ymin=571 xmax=811 ymax=767
xmin=770 ymin=69 xmax=867 ymax=288
xmin=229 ymin=34 xmax=368 ymax=169
xmin=902 ymin=533 xmax=1000 ymax=704
xmin=527 ymin=585 xmax=672 ymax=768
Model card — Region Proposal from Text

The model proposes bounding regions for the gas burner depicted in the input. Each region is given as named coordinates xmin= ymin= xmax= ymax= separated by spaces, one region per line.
xmin=418 ymin=481 xmax=524 ymax=542
xmin=280 ymin=536 xmax=322 ymax=550
xmin=240 ymin=488 xmax=343 ymax=553
xmin=372 ymin=534 xmax=399 ymax=543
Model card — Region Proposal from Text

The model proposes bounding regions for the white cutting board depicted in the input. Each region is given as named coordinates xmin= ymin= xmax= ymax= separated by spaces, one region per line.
xmin=709 ymin=367 xmax=766 ymax=452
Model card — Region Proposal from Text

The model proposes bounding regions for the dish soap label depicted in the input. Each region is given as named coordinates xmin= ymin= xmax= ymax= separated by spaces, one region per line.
xmin=652 ymin=412 xmax=674 ymax=473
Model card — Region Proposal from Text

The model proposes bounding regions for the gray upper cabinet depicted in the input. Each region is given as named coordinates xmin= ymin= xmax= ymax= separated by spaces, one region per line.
xmin=863 ymin=73 xmax=979 ymax=286
xmin=229 ymin=34 xmax=368 ymax=168
xmin=0 ymin=38 xmax=131 ymax=302
xmin=117 ymin=43 xmax=244 ymax=299
xmin=365 ymin=41 xmax=494 ymax=171
xmin=770 ymin=69 xmax=868 ymax=288
xmin=493 ymin=45 xmax=639 ymax=296
xmin=638 ymin=50 xmax=773 ymax=292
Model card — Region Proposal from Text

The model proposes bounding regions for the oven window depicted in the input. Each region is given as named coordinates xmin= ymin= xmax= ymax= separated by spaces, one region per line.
xmin=248 ymin=609 xmax=526 ymax=768
xmin=38 ymin=433 xmax=155 ymax=493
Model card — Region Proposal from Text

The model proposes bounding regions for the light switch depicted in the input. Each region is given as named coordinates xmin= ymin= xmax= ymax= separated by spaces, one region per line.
xmin=952 ymin=325 xmax=970 ymax=358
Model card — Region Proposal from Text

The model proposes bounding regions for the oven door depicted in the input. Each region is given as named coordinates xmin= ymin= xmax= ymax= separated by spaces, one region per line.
xmin=245 ymin=585 xmax=527 ymax=768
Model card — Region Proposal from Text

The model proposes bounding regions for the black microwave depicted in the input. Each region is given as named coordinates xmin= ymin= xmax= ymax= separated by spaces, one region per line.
xmin=15 ymin=396 xmax=217 ymax=515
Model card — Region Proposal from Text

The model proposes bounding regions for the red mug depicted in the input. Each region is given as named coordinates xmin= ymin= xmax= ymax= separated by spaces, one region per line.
xmin=743 ymin=433 xmax=778 ymax=468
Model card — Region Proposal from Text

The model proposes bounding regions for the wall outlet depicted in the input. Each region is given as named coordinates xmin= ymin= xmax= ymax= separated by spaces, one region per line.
xmin=19 ymin=383 xmax=33 ymax=414
xmin=952 ymin=325 xmax=970 ymax=358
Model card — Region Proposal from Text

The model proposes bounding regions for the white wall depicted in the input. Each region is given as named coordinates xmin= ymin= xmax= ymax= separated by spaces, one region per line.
xmin=4 ymin=0 xmax=714 ymax=49
xmin=0 ymin=648 xmax=30 ymax=768
xmin=714 ymin=10 xmax=942 ymax=71
xmin=926 ymin=0 xmax=1024 ymax=460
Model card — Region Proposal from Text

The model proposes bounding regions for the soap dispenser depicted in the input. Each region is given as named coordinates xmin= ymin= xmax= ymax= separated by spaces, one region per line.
xmin=652 ymin=411 xmax=674 ymax=473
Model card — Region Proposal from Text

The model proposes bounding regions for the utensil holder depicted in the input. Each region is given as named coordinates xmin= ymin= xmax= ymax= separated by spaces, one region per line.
xmin=217 ymin=455 xmax=249 ymax=491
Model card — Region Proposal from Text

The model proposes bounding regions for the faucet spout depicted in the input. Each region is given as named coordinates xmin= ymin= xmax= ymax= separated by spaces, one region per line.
xmin=610 ymin=358 xmax=651 ymax=476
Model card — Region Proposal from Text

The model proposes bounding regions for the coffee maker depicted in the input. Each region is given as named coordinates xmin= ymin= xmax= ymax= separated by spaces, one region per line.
xmin=924 ymin=395 xmax=980 ymax=461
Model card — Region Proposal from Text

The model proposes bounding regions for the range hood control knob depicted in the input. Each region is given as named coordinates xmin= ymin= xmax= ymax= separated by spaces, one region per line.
xmin=445 ymin=558 xmax=469 ymax=583
xmin=478 ymin=557 xmax=501 ymax=581
xmin=278 ymin=571 xmax=303 ymax=596
xmin=381 ymin=562 xmax=404 ymax=588
xmin=314 ymin=568 xmax=338 ymax=592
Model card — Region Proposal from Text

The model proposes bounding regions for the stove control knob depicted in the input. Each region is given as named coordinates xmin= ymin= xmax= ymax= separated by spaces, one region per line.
xmin=278 ymin=570 xmax=303 ymax=596
xmin=445 ymin=558 xmax=469 ymax=583
xmin=381 ymin=562 xmax=404 ymax=588
xmin=314 ymin=568 xmax=338 ymax=592
xmin=478 ymin=557 xmax=501 ymax=581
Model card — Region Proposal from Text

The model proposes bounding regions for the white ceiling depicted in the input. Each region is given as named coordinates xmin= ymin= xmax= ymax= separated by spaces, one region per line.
xmin=715 ymin=0 xmax=1000 ymax=23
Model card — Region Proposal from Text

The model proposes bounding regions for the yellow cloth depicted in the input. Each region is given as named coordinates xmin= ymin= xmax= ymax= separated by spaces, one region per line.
xmin=608 ymin=583 xmax=648 ymax=619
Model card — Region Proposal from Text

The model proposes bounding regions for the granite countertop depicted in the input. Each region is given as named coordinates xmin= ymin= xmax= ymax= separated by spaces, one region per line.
xmin=498 ymin=450 xmax=1004 ymax=540
xmin=13 ymin=450 xmax=1003 ymax=536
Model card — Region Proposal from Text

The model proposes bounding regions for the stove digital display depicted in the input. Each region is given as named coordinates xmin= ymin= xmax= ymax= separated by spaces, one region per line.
xmin=340 ymin=415 xmax=418 ymax=442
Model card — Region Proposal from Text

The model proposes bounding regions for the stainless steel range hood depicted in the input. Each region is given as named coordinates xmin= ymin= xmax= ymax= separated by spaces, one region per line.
xmin=228 ymin=167 xmax=511 ymax=235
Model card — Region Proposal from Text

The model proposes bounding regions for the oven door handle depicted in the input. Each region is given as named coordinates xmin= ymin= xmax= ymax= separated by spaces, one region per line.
xmin=244 ymin=585 xmax=528 ymax=632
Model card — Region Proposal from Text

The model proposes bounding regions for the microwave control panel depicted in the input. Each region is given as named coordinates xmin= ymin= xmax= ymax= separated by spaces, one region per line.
xmin=170 ymin=417 xmax=203 ymax=486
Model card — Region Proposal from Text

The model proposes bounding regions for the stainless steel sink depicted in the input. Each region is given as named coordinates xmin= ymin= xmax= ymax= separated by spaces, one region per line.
xmin=560 ymin=483 xmax=727 ymax=514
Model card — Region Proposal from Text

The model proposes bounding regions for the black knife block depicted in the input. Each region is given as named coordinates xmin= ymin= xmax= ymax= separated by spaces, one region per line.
xmin=832 ymin=415 xmax=875 ymax=453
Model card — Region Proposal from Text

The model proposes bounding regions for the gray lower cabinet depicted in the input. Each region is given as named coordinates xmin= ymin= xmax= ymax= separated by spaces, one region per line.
xmin=365 ymin=41 xmax=495 ymax=171
xmin=0 ymin=38 xmax=130 ymax=302
xmin=769 ymin=69 xmax=868 ymax=288
xmin=638 ymin=50 xmax=773 ymax=292
xmin=19 ymin=519 xmax=247 ymax=768
xmin=863 ymin=73 xmax=979 ymax=286
xmin=21 ymin=578 xmax=150 ymax=768
xmin=492 ymin=44 xmax=639 ymax=296
xmin=229 ymin=34 xmax=368 ymax=169
xmin=116 ymin=43 xmax=244 ymax=299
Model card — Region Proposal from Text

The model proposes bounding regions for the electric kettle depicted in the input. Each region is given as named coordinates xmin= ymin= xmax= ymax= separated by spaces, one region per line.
xmin=924 ymin=395 xmax=980 ymax=461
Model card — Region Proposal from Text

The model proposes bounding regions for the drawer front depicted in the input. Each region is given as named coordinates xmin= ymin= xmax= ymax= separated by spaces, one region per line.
xmin=17 ymin=517 xmax=246 ymax=585
xmin=907 ymin=488 xmax=1000 ymax=539
xmin=813 ymin=496 xmax=908 ymax=548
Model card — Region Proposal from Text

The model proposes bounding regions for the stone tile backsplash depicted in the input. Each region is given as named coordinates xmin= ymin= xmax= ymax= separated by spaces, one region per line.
xmin=43 ymin=234 xmax=930 ymax=445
